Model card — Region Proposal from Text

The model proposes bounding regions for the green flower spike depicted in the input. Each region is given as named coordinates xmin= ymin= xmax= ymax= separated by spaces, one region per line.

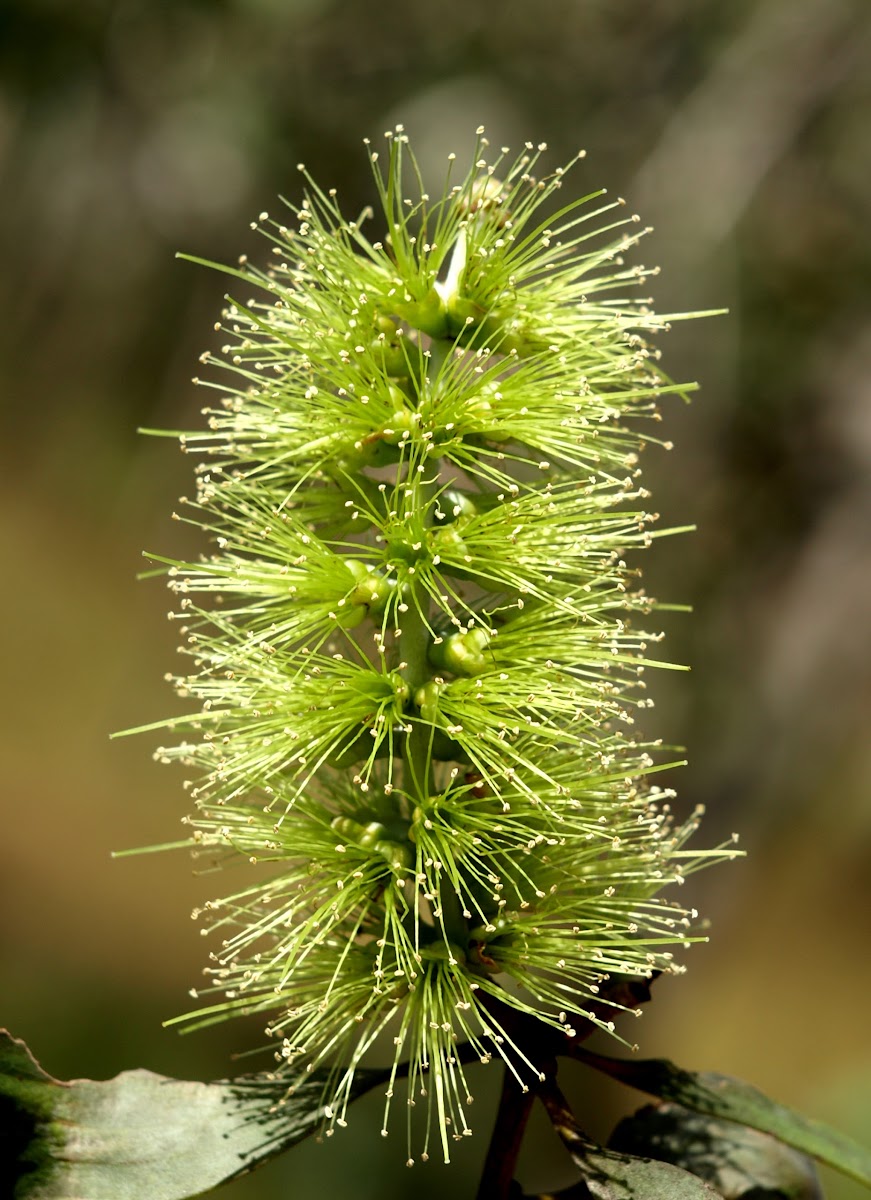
xmin=139 ymin=126 xmax=737 ymax=1165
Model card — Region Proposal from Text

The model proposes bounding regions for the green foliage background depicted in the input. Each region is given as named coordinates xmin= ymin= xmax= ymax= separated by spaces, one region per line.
xmin=2 ymin=1 xmax=870 ymax=1196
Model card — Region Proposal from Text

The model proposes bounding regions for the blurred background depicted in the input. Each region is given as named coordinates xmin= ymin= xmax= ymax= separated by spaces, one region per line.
xmin=2 ymin=0 xmax=871 ymax=1196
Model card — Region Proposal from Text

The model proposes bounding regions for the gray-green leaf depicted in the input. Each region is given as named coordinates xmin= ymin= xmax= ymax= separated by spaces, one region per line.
xmin=576 ymin=1047 xmax=871 ymax=1189
xmin=564 ymin=1145 xmax=725 ymax=1199
xmin=0 ymin=1029 xmax=387 ymax=1200
xmin=609 ymin=1102 xmax=823 ymax=1199
xmin=540 ymin=1081 xmax=723 ymax=1199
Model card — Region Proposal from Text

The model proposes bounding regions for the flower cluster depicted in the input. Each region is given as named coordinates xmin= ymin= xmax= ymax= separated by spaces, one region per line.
xmin=143 ymin=127 xmax=733 ymax=1163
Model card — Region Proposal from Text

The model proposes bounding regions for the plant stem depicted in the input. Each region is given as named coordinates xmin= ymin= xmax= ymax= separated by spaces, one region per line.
xmin=399 ymin=332 xmax=454 ymax=804
xmin=398 ymin=331 xmax=472 ymax=946
xmin=400 ymin=592 xmax=435 ymax=801
xmin=476 ymin=1066 xmax=535 ymax=1200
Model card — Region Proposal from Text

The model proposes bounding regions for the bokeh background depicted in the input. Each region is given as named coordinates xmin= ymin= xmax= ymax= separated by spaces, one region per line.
xmin=3 ymin=1 xmax=871 ymax=1196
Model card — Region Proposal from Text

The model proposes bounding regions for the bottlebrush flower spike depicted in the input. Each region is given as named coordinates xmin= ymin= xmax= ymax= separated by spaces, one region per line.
xmin=139 ymin=126 xmax=735 ymax=1163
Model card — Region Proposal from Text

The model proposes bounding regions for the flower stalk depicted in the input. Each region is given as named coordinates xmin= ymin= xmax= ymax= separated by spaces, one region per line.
xmin=135 ymin=126 xmax=737 ymax=1163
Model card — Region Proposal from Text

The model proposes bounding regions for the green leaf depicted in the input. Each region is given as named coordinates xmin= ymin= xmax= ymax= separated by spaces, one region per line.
xmin=576 ymin=1046 xmax=871 ymax=1189
xmin=0 ymin=1030 xmax=387 ymax=1200
xmin=563 ymin=1145 xmax=725 ymax=1199
xmin=609 ymin=1102 xmax=823 ymax=1199
xmin=541 ymin=1093 xmax=723 ymax=1199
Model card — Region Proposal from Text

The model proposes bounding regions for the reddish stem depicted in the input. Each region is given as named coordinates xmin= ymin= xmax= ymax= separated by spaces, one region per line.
xmin=476 ymin=1067 xmax=536 ymax=1200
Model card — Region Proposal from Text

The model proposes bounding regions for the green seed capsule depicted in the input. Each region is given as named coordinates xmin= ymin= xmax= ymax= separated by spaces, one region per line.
xmin=401 ymin=285 xmax=447 ymax=338
xmin=380 ymin=408 xmax=417 ymax=445
xmin=370 ymin=316 xmax=410 ymax=377
xmin=329 ymin=816 xmax=413 ymax=873
xmin=435 ymin=489 xmax=480 ymax=524
xmin=343 ymin=558 xmax=395 ymax=616
xmin=375 ymin=839 xmax=414 ymax=872
xmin=429 ymin=626 xmax=492 ymax=676
xmin=419 ymin=941 xmax=467 ymax=965
xmin=430 ymin=524 xmax=471 ymax=562
xmin=414 ymin=680 xmax=443 ymax=725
